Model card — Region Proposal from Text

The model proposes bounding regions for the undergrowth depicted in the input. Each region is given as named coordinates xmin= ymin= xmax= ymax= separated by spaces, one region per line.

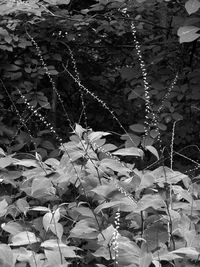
xmin=0 ymin=2 xmax=200 ymax=267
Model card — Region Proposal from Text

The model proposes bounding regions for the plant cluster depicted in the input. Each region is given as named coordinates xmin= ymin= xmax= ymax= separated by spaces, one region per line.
xmin=0 ymin=125 xmax=200 ymax=267
xmin=0 ymin=0 xmax=200 ymax=267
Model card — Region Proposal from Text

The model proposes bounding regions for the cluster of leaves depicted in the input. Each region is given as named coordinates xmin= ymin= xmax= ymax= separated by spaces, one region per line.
xmin=0 ymin=125 xmax=200 ymax=267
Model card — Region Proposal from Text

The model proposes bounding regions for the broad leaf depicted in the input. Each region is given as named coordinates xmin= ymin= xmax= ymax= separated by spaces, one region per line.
xmin=0 ymin=244 xmax=13 ymax=267
xmin=143 ymin=222 xmax=168 ymax=251
xmin=1 ymin=221 xmax=24 ymax=235
xmin=136 ymin=194 xmax=165 ymax=212
xmin=70 ymin=218 xmax=98 ymax=239
xmin=185 ymin=0 xmax=200 ymax=14
xmin=177 ymin=26 xmax=200 ymax=43
xmin=10 ymin=231 xmax=40 ymax=246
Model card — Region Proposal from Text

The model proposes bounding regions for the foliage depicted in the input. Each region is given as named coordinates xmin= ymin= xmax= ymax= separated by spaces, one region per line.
xmin=0 ymin=0 xmax=200 ymax=162
xmin=0 ymin=0 xmax=200 ymax=266
xmin=0 ymin=126 xmax=200 ymax=267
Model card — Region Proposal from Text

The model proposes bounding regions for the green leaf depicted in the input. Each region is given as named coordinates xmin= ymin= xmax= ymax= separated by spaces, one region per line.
xmin=43 ymin=0 xmax=70 ymax=5
xmin=87 ymin=131 xmax=110 ymax=143
xmin=0 ymin=244 xmax=13 ymax=267
xmin=0 ymin=156 xmax=16 ymax=168
xmin=152 ymin=166 xmax=190 ymax=186
xmin=43 ymin=209 xmax=60 ymax=231
xmin=145 ymin=145 xmax=159 ymax=160
xmin=10 ymin=231 xmax=40 ymax=246
xmin=13 ymin=159 xmax=39 ymax=167
xmin=138 ymin=172 xmax=155 ymax=190
xmin=16 ymin=198 xmax=29 ymax=214
xmin=144 ymin=222 xmax=168 ymax=251
xmin=73 ymin=206 xmax=95 ymax=218
xmin=31 ymin=177 xmax=56 ymax=198
xmin=95 ymin=198 xmax=137 ymax=213
xmin=171 ymin=247 xmax=199 ymax=257
xmin=185 ymin=0 xmax=200 ymax=14
xmin=100 ymin=158 xmax=131 ymax=175
xmin=1 ymin=221 xmax=24 ymax=235
xmin=0 ymin=199 xmax=8 ymax=217
xmin=92 ymin=183 xmax=118 ymax=198
xmin=130 ymin=123 xmax=145 ymax=133
xmin=30 ymin=206 xmax=51 ymax=212
xmin=70 ymin=218 xmax=98 ymax=239
xmin=113 ymin=147 xmax=144 ymax=157
xmin=41 ymin=239 xmax=80 ymax=258
xmin=177 ymin=26 xmax=200 ymax=43
xmin=115 ymin=236 xmax=140 ymax=266
xmin=97 ymin=225 xmax=115 ymax=246
xmin=139 ymin=244 xmax=153 ymax=267
xmin=136 ymin=194 xmax=165 ymax=212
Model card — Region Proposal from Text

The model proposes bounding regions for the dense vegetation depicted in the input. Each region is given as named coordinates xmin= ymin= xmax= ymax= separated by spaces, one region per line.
xmin=0 ymin=0 xmax=200 ymax=266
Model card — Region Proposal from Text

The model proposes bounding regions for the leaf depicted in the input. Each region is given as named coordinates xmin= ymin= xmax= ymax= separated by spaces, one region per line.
xmin=136 ymin=194 xmax=165 ymax=212
xmin=70 ymin=218 xmax=98 ymax=239
xmin=152 ymin=166 xmax=190 ymax=186
xmin=145 ymin=146 xmax=159 ymax=160
xmin=0 ymin=244 xmax=14 ymax=267
xmin=97 ymin=225 xmax=115 ymax=246
xmin=115 ymin=236 xmax=140 ymax=266
xmin=49 ymin=222 xmax=63 ymax=240
xmin=0 ymin=147 xmax=6 ymax=156
xmin=44 ymin=249 xmax=67 ymax=266
xmin=31 ymin=177 xmax=56 ymax=198
xmin=100 ymin=158 xmax=131 ymax=175
xmin=129 ymin=124 xmax=145 ymax=133
xmin=16 ymin=198 xmax=29 ymax=215
xmin=10 ymin=231 xmax=40 ymax=246
xmin=171 ymin=247 xmax=199 ymax=257
xmin=0 ymin=156 xmax=16 ymax=168
xmin=73 ymin=206 xmax=95 ymax=218
xmin=43 ymin=0 xmax=70 ymax=5
xmin=177 ymin=26 xmax=200 ymax=43
xmin=43 ymin=209 xmax=60 ymax=231
xmin=100 ymin=143 xmax=117 ymax=152
xmin=74 ymin=123 xmax=86 ymax=138
xmin=139 ymin=244 xmax=153 ymax=267
xmin=87 ymin=131 xmax=110 ymax=143
xmin=1 ymin=222 xmax=24 ymax=235
xmin=13 ymin=159 xmax=39 ymax=167
xmin=30 ymin=206 xmax=51 ymax=212
xmin=92 ymin=183 xmax=118 ymax=198
xmin=95 ymin=198 xmax=137 ymax=213
xmin=185 ymin=0 xmax=200 ymax=14
xmin=41 ymin=239 xmax=80 ymax=258
xmin=138 ymin=172 xmax=155 ymax=190
xmin=144 ymin=222 xmax=168 ymax=251
xmin=113 ymin=147 xmax=144 ymax=157
xmin=0 ymin=199 xmax=8 ymax=217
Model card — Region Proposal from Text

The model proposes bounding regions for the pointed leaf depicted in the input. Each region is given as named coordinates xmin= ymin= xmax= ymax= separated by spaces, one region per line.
xmin=171 ymin=247 xmax=199 ymax=257
xmin=113 ymin=147 xmax=144 ymax=157
xmin=145 ymin=146 xmax=159 ymax=160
